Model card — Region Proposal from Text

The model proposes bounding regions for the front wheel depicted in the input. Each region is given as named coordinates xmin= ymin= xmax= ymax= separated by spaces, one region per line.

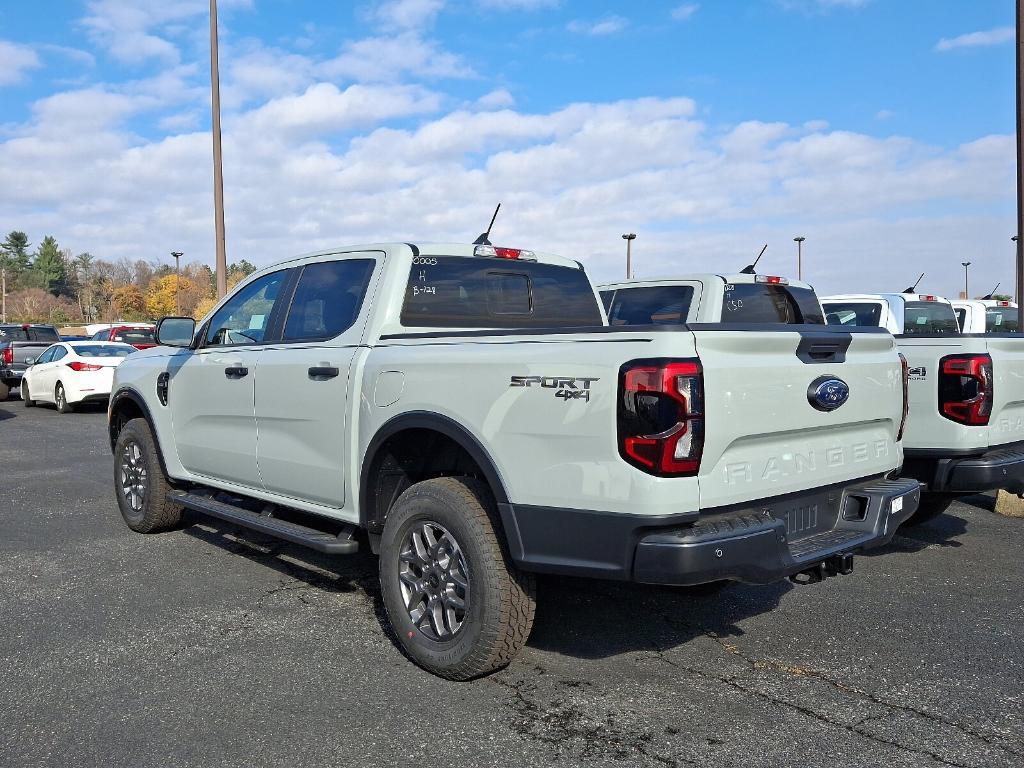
xmin=379 ymin=477 xmax=536 ymax=681
xmin=55 ymin=382 xmax=74 ymax=413
xmin=113 ymin=418 xmax=183 ymax=533
xmin=21 ymin=380 xmax=34 ymax=407
xmin=0 ymin=381 xmax=8 ymax=401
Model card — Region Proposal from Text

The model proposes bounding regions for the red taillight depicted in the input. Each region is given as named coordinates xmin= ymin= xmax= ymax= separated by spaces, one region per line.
xmin=754 ymin=274 xmax=788 ymax=285
xmin=619 ymin=359 xmax=704 ymax=476
xmin=473 ymin=244 xmax=537 ymax=261
xmin=999 ymin=301 xmax=1011 ymax=307
xmin=897 ymin=352 xmax=909 ymax=441
xmin=920 ymin=295 xmax=937 ymax=302
xmin=67 ymin=361 xmax=103 ymax=372
xmin=2 ymin=347 xmax=11 ymax=365
xmin=939 ymin=354 xmax=992 ymax=426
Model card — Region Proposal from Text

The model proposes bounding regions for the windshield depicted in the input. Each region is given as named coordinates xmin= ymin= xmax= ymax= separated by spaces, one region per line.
xmin=0 ymin=325 xmax=60 ymax=342
xmin=986 ymin=308 xmax=1020 ymax=333
xmin=721 ymin=283 xmax=825 ymax=324
xmin=902 ymin=302 xmax=960 ymax=335
xmin=823 ymin=302 xmax=883 ymax=327
xmin=112 ymin=328 xmax=155 ymax=344
xmin=70 ymin=344 xmax=135 ymax=358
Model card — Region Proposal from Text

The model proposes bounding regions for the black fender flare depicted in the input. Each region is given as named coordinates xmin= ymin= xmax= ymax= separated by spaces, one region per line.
xmin=359 ymin=411 xmax=510 ymax=530
xmin=108 ymin=386 xmax=174 ymax=480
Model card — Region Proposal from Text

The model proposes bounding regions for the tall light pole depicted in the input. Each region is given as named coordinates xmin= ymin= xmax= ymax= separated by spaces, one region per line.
xmin=171 ymin=251 xmax=183 ymax=315
xmin=1 ymin=267 xmax=6 ymax=323
xmin=621 ymin=233 xmax=636 ymax=279
xmin=961 ymin=261 xmax=971 ymax=299
xmin=793 ymin=236 xmax=805 ymax=280
xmin=1016 ymin=0 xmax=1024 ymax=328
xmin=210 ymin=0 xmax=227 ymax=298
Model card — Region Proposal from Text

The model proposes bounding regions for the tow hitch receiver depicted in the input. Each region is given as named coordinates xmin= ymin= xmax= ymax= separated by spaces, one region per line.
xmin=790 ymin=553 xmax=854 ymax=585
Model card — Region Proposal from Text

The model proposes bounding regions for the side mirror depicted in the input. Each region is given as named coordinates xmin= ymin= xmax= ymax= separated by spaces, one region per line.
xmin=25 ymin=357 xmax=35 ymax=366
xmin=156 ymin=316 xmax=197 ymax=348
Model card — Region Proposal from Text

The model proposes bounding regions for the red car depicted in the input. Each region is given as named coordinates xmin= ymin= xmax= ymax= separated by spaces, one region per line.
xmin=91 ymin=325 xmax=157 ymax=349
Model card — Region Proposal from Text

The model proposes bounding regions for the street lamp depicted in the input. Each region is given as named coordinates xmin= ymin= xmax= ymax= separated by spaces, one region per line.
xmin=961 ymin=261 xmax=971 ymax=299
xmin=171 ymin=251 xmax=183 ymax=315
xmin=210 ymin=0 xmax=227 ymax=297
xmin=621 ymin=233 xmax=637 ymax=279
xmin=793 ymin=236 xmax=806 ymax=280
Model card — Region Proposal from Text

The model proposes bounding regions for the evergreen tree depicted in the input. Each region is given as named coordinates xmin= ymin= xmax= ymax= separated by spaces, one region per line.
xmin=32 ymin=235 xmax=70 ymax=296
xmin=1 ymin=231 xmax=31 ymax=274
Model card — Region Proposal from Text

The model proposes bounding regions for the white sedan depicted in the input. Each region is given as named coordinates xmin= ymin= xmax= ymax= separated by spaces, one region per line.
xmin=21 ymin=341 xmax=137 ymax=413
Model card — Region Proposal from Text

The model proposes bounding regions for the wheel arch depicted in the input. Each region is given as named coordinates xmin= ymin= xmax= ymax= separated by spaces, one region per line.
xmin=359 ymin=411 xmax=510 ymax=534
xmin=108 ymin=387 xmax=174 ymax=480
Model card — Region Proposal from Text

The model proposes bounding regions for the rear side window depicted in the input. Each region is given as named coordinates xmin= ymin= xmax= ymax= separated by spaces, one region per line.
xmin=283 ymin=259 xmax=376 ymax=341
xmin=29 ymin=326 xmax=59 ymax=342
xmin=401 ymin=257 xmax=603 ymax=328
xmin=903 ymin=302 xmax=959 ymax=335
xmin=824 ymin=302 xmax=883 ymax=327
xmin=722 ymin=284 xmax=825 ymax=324
xmin=954 ymin=307 xmax=967 ymax=331
xmin=51 ymin=346 xmax=68 ymax=361
xmin=986 ymin=308 xmax=1020 ymax=332
xmin=605 ymin=285 xmax=694 ymax=326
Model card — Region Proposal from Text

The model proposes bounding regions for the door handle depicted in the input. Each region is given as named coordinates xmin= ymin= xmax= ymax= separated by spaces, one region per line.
xmin=224 ymin=366 xmax=249 ymax=379
xmin=308 ymin=366 xmax=340 ymax=380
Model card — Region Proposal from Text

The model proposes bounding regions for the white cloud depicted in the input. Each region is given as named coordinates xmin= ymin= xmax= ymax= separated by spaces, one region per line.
xmin=321 ymin=32 xmax=475 ymax=83
xmin=936 ymin=27 xmax=1015 ymax=53
xmin=875 ymin=109 xmax=894 ymax=121
xmin=670 ymin=4 xmax=700 ymax=21
xmin=567 ymin=16 xmax=629 ymax=36
xmin=477 ymin=0 xmax=560 ymax=8
xmin=0 ymin=41 xmax=42 ymax=86
xmin=371 ymin=0 xmax=446 ymax=31
xmin=477 ymin=88 xmax=516 ymax=109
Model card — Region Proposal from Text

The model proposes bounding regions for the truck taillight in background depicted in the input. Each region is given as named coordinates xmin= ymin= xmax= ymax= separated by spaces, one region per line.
xmin=618 ymin=359 xmax=704 ymax=476
xmin=898 ymin=352 xmax=909 ymax=441
xmin=939 ymin=354 xmax=993 ymax=426
xmin=2 ymin=347 xmax=11 ymax=365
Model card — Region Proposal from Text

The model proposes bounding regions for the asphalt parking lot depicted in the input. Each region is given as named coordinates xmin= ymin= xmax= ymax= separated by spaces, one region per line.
xmin=1 ymin=398 xmax=1023 ymax=768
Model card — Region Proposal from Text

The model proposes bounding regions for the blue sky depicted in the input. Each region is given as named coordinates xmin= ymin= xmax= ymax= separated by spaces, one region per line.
xmin=0 ymin=1 xmax=1018 ymax=297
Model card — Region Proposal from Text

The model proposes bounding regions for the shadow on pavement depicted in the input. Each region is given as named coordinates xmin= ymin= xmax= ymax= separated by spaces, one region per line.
xmin=866 ymin=509 xmax=968 ymax=556
xmin=180 ymin=516 xmax=789 ymax=664
xmin=0 ymin=408 xmax=16 ymax=421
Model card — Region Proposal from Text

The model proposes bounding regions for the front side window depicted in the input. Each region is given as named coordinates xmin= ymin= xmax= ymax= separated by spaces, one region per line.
xmin=823 ymin=302 xmax=883 ymax=327
xmin=902 ymin=302 xmax=959 ymax=335
xmin=206 ymin=270 xmax=287 ymax=346
xmin=401 ymin=257 xmax=603 ymax=328
xmin=606 ymin=285 xmax=695 ymax=326
xmin=722 ymin=284 xmax=825 ymax=324
xmin=35 ymin=347 xmax=56 ymax=364
xmin=283 ymin=259 xmax=376 ymax=341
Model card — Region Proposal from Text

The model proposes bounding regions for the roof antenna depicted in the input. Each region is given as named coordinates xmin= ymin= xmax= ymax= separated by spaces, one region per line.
xmin=981 ymin=282 xmax=1001 ymax=300
xmin=740 ymin=244 xmax=768 ymax=275
xmin=903 ymin=272 xmax=925 ymax=294
xmin=473 ymin=203 xmax=501 ymax=246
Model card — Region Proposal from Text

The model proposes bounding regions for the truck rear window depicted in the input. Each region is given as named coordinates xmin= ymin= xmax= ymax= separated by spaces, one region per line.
xmin=603 ymin=285 xmax=694 ymax=326
xmin=903 ymin=302 xmax=959 ymax=335
xmin=0 ymin=325 xmax=60 ymax=342
xmin=986 ymin=308 xmax=1020 ymax=332
xmin=823 ymin=302 xmax=883 ymax=327
xmin=721 ymin=283 xmax=825 ymax=324
xmin=401 ymin=257 xmax=603 ymax=328
xmin=113 ymin=329 xmax=155 ymax=344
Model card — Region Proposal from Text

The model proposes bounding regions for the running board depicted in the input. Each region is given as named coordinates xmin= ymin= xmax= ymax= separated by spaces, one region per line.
xmin=167 ymin=490 xmax=359 ymax=555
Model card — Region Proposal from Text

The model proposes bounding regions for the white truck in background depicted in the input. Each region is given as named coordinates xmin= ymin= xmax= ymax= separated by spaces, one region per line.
xmin=822 ymin=292 xmax=1024 ymax=523
xmin=106 ymin=245 xmax=919 ymax=680
xmin=950 ymin=299 xmax=1019 ymax=334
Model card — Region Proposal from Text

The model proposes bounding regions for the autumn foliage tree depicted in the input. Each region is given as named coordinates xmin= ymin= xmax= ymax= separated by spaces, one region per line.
xmin=112 ymin=284 xmax=147 ymax=320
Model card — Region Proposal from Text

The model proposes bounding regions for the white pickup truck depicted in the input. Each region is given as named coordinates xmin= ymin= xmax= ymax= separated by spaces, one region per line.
xmin=822 ymin=292 xmax=1024 ymax=522
xmin=950 ymin=299 xmax=1019 ymax=334
xmin=107 ymin=245 xmax=918 ymax=679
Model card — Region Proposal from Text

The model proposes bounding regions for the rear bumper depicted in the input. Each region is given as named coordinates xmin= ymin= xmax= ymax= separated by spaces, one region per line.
xmin=498 ymin=476 xmax=921 ymax=586
xmin=904 ymin=442 xmax=1024 ymax=494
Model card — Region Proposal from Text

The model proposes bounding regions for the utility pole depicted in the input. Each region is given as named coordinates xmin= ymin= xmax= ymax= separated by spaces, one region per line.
xmin=171 ymin=251 xmax=183 ymax=315
xmin=1016 ymin=0 xmax=1024 ymax=327
xmin=621 ymin=233 xmax=636 ymax=279
xmin=210 ymin=0 xmax=227 ymax=298
xmin=1 ymin=267 xmax=6 ymax=323
xmin=962 ymin=261 xmax=971 ymax=299
xmin=793 ymin=236 xmax=806 ymax=281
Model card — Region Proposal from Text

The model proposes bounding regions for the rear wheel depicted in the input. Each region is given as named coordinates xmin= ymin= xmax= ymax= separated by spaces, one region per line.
xmin=0 ymin=381 xmax=8 ymax=401
xmin=55 ymin=382 xmax=74 ymax=414
xmin=21 ymin=380 xmax=34 ymax=407
xmin=113 ymin=417 xmax=183 ymax=533
xmin=903 ymin=492 xmax=957 ymax=527
xmin=379 ymin=477 xmax=536 ymax=681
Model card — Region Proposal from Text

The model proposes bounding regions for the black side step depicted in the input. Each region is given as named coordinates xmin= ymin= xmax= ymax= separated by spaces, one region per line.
xmin=168 ymin=491 xmax=359 ymax=555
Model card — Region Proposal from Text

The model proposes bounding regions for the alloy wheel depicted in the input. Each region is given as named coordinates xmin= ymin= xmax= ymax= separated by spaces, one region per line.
xmin=398 ymin=520 xmax=470 ymax=641
xmin=119 ymin=440 xmax=148 ymax=513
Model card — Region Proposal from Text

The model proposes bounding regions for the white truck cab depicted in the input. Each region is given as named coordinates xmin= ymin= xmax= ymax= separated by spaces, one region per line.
xmin=950 ymin=299 xmax=1020 ymax=334
xmin=822 ymin=293 xmax=959 ymax=336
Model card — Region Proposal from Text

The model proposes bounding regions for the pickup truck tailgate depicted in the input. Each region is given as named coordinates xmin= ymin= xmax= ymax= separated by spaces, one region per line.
xmin=691 ymin=326 xmax=904 ymax=509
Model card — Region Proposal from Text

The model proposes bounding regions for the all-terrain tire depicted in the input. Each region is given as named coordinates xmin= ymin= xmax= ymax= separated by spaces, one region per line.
xmin=55 ymin=382 xmax=74 ymax=413
xmin=0 ymin=381 xmax=9 ymax=401
xmin=113 ymin=417 xmax=183 ymax=533
xmin=21 ymin=380 xmax=34 ymax=407
xmin=902 ymin=492 xmax=956 ymax=527
xmin=379 ymin=477 xmax=536 ymax=681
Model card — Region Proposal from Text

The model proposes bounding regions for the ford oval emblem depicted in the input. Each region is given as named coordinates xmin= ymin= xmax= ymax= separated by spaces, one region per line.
xmin=808 ymin=376 xmax=850 ymax=412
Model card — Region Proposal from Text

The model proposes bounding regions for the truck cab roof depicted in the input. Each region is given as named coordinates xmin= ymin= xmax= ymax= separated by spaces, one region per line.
xmin=266 ymin=242 xmax=582 ymax=272
xmin=600 ymin=273 xmax=815 ymax=292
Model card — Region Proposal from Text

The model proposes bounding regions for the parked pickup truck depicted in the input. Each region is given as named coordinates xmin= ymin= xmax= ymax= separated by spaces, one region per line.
xmin=0 ymin=323 xmax=61 ymax=400
xmin=90 ymin=324 xmax=157 ymax=350
xmin=822 ymin=292 xmax=1024 ymax=523
xmin=107 ymin=244 xmax=919 ymax=680
xmin=950 ymin=299 xmax=1019 ymax=334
